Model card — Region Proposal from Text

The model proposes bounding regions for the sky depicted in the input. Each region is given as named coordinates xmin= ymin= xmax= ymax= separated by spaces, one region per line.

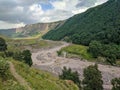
xmin=0 ymin=0 xmax=108 ymax=29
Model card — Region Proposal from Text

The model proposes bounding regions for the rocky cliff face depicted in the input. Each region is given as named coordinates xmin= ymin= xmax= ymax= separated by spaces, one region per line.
xmin=15 ymin=21 xmax=65 ymax=37
xmin=0 ymin=20 xmax=65 ymax=38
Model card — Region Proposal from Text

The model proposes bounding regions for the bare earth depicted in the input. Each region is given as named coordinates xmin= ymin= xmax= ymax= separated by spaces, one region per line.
xmin=9 ymin=62 xmax=32 ymax=90
xmin=32 ymin=41 xmax=120 ymax=90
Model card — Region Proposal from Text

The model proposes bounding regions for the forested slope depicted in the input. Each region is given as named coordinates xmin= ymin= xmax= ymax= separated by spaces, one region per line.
xmin=43 ymin=0 xmax=120 ymax=45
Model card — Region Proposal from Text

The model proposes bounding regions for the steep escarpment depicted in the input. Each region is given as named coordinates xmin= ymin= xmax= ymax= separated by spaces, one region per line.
xmin=0 ymin=21 xmax=65 ymax=38
xmin=15 ymin=21 xmax=65 ymax=37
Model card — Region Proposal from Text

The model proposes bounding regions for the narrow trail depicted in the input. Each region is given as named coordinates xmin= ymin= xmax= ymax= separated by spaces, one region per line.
xmin=8 ymin=62 xmax=32 ymax=90
xmin=32 ymin=41 xmax=120 ymax=90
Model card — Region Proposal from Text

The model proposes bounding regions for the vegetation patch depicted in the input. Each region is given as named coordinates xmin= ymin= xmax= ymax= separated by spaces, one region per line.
xmin=0 ymin=58 xmax=26 ymax=90
xmin=12 ymin=60 xmax=79 ymax=90
xmin=89 ymin=41 xmax=120 ymax=65
xmin=58 ymin=44 xmax=93 ymax=60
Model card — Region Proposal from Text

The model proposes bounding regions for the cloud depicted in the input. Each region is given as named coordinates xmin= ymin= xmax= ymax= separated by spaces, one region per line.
xmin=76 ymin=0 xmax=97 ymax=8
xmin=0 ymin=0 xmax=108 ymax=29
xmin=0 ymin=21 xmax=25 ymax=29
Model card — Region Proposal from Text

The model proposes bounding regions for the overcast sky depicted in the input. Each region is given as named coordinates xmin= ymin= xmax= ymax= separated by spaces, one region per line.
xmin=0 ymin=0 xmax=108 ymax=29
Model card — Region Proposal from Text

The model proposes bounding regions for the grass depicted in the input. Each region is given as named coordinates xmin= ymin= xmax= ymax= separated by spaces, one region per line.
xmin=58 ymin=44 xmax=94 ymax=60
xmin=6 ymin=38 xmax=62 ymax=53
xmin=0 ymin=78 xmax=26 ymax=90
xmin=116 ymin=60 xmax=120 ymax=66
xmin=0 ymin=57 xmax=26 ymax=90
xmin=0 ymin=37 xmax=78 ymax=90
xmin=12 ymin=60 xmax=79 ymax=90
xmin=13 ymin=33 xmax=42 ymax=40
xmin=1 ymin=35 xmax=62 ymax=52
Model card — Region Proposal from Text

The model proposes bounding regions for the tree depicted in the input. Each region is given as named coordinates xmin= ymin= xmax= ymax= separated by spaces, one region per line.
xmin=89 ymin=41 xmax=120 ymax=65
xmin=111 ymin=78 xmax=120 ymax=90
xmin=13 ymin=50 xmax=33 ymax=66
xmin=59 ymin=67 xmax=81 ymax=88
xmin=83 ymin=64 xmax=103 ymax=90
xmin=22 ymin=50 xmax=33 ymax=67
xmin=89 ymin=41 xmax=102 ymax=58
xmin=0 ymin=37 xmax=7 ymax=51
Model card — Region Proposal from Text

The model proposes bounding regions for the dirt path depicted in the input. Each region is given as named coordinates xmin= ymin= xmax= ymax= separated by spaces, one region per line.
xmin=32 ymin=41 xmax=120 ymax=90
xmin=8 ymin=62 xmax=32 ymax=90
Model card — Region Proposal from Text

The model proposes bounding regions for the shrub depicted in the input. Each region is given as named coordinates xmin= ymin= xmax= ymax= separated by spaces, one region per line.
xmin=83 ymin=64 xmax=103 ymax=90
xmin=0 ymin=37 xmax=7 ymax=51
xmin=0 ymin=60 xmax=9 ymax=81
xmin=59 ymin=67 xmax=81 ymax=88
xmin=111 ymin=78 xmax=120 ymax=90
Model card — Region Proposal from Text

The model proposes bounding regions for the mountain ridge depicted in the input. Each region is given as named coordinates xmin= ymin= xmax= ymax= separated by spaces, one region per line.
xmin=0 ymin=20 xmax=65 ymax=38
xmin=43 ymin=0 xmax=120 ymax=45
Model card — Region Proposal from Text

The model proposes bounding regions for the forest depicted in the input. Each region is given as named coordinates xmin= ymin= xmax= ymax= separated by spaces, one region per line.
xmin=43 ymin=0 xmax=120 ymax=65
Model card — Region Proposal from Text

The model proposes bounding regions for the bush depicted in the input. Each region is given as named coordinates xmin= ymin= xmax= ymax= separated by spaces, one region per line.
xmin=0 ymin=60 xmax=9 ymax=81
xmin=0 ymin=37 xmax=7 ymax=51
xmin=111 ymin=78 xmax=120 ymax=90
xmin=13 ymin=51 xmax=23 ymax=61
xmin=59 ymin=67 xmax=81 ymax=88
xmin=22 ymin=50 xmax=33 ymax=67
xmin=57 ymin=51 xmax=62 ymax=56
xmin=5 ymin=51 xmax=14 ymax=57
xmin=13 ymin=50 xmax=33 ymax=66
xmin=83 ymin=64 xmax=103 ymax=90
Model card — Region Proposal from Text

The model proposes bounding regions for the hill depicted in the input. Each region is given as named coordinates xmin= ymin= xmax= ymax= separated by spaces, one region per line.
xmin=43 ymin=0 xmax=120 ymax=45
xmin=0 ymin=36 xmax=78 ymax=90
xmin=11 ymin=60 xmax=78 ymax=90
xmin=0 ymin=57 xmax=26 ymax=90
xmin=0 ymin=57 xmax=78 ymax=90
xmin=0 ymin=21 xmax=65 ymax=38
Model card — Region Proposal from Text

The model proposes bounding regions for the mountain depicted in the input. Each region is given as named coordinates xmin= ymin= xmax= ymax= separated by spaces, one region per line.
xmin=0 ymin=29 xmax=16 ymax=37
xmin=43 ymin=0 xmax=120 ymax=45
xmin=0 ymin=21 xmax=65 ymax=38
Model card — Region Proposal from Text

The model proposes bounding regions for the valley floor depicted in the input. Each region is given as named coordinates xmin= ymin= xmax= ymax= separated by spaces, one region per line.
xmin=32 ymin=41 xmax=120 ymax=90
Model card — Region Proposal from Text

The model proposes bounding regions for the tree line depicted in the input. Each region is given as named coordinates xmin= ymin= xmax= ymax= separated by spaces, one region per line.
xmin=89 ymin=41 xmax=120 ymax=65
xmin=60 ymin=64 xmax=120 ymax=90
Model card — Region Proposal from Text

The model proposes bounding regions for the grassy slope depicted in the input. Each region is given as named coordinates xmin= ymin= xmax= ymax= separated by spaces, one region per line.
xmin=12 ymin=60 xmax=79 ymax=90
xmin=59 ymin=44 xmax=93 ymax=60
xmin=0 ymin=57 xmax=26 ymax=90
xmin=13 ymin=33 xmax=42 ymax=40
xmin=0 ymin=36 xmax=78 ymax=90
xmin=0 ymin=77 xmax=25 ymax=90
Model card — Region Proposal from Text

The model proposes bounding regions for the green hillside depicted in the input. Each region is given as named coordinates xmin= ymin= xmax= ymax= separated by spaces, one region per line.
xmin=0 ymin=36 xmax=78 ymax=90
xmin=43 ymin=0 xmax=120 ymax=45
xmin=0 ymin=57 xmax=78 ymax=90
xmin=12 ymin=60 xmax=78 ymax=90
xmin=0 ymin=57 xmax=26 ymax=90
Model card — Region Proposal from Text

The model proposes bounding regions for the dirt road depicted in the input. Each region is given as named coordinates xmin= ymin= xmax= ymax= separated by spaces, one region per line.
xmin=32 ymin=41 xmax=120 ymax=90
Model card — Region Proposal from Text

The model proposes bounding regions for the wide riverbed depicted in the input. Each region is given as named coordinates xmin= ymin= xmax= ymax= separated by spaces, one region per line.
xmin=32 ymin=41 xmax=120 ymax=90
